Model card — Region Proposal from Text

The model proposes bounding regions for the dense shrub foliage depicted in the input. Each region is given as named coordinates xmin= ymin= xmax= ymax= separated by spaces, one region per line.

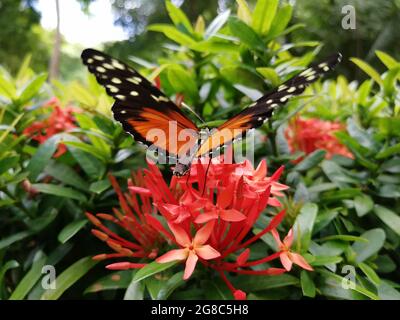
xmin=0 ymin=0 xmax=399 ymax=300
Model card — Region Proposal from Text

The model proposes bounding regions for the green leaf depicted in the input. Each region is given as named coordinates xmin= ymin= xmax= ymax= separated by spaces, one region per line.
xmin=376 ymin=50 xmax=399 ymax=69
xmin=157 ymin=272 xmax=185 ymax=300
xmin=63 ymin=141 xmax=106 ymax=162
xmin=376 ymin=143 xmax=400 ymax=159
xmin=58 ymin=220 xmax=88 ymax=244
xmin=0 ymin=231 xmax=32 ymax=250
xmin=44 ymin=161 xmax=89 ymax=191
xmin=166 ymin=0 xmax=194 ymax=34
xmin=233 ymin=274 xmax=299 ymax=292
xmin=89 ymin=179 xmax=111 ymax=194
xmin=26 ymin=135 xmax=59 ymax=181
xmin=41 ymin=257 xmax=98 ymax=300
xmin=252 ymin=0 xmax=279 ymax=35
xmin=310 ymin=255 xmax=342 ymax=266
xmin=9 ymin=254 xmax=47 ymax=300
xmin=383 ymin=66 xmax=400 ymax=97
xmin=256 ymin=67 xmax=280 ymax=86
xmin=85 ymin=271 xmax=132 ymax=294
xmin=293 ymin=203 xmax=318 ymax=251
xmin=374 ymin=205 xmax=400 ymax=236
xmin=352 ymin=229 xmax=386 ymax=263
xmin=0 ymin=260 xmax=19 ymax=287
xmin=354 ymin=194 xmax=374 ymax=217
xmin=18 ymin=73 xmax=47 ymax=105
xmin=204 ymin=10 xmax=231 ymax=39
xmin=228 ymin=17 xmax=264 ymax=49
xmin=350 ymin=58 xmax=383 ymax=86
xmin=359 ymin=262 xmax=380 ymax=286
xmin=68 ymin=146 xmax=105 ymax=179
xmin=236 ymin=0 xmax=252 ymax=25
xmin=294 ymin=150 xmax=326 ymax=171
xmin=31 ymin=183 xmax=87 ymax=202
xmin=220 ymin=66 xmax=264 ymax=91
xmin=268 ymin=4 xmax=293 ymax=38
xmin=320 ymin=235 xmax=368 ymax=243
xmin=167 ymin=66 xmax=198 ymax=100
xmin=300 ymin=270 xmax=315 ymax=298
xmin=124 ymin=277 xmax=144 ymax=300
xmin=133 ymin=261 xmax=178 ymax=283
xmin=318 ymin=269 xmax=379 ymax=300
xmin=0 ymin=73 xmax=16 ymax=100
xmin=378 ymin=281 xmax=400 ymax=300
xmin=148 ymin=24 xmax=196 ymax=46
xmin=0 ymin=156 xmax=19 ymax=175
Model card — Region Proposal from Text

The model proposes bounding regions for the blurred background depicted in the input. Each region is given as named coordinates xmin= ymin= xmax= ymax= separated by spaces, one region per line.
xmin=1 ymin=0 xmax=399 ymax=82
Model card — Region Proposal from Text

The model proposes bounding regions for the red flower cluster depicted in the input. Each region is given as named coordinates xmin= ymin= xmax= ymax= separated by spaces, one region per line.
xmin=87 ymin=157 xmax=313 ymax=299
xmin=285 ymin=117 xmax=353 ymax=161
xmin=23 ymin=97 xmax=80 ymax=157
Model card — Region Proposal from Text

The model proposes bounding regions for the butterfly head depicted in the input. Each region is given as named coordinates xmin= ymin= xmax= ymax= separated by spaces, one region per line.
xmin=173 ymin=162 xmax=191 ymax=176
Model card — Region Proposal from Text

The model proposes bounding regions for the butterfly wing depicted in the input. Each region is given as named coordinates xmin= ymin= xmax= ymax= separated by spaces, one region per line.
xmin=195 ymin=53 xmax=342 ymax=157
xmin=81 ymin=48 xmax=199 ymax=159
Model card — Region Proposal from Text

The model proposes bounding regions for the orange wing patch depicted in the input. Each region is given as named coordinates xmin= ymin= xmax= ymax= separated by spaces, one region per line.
xmin=195 ymin=113 xmax=254 ymax=157
xmin=128 ymin=108 xmax=199 ymax=157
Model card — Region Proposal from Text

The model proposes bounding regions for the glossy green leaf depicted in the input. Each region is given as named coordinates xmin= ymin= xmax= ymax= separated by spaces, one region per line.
xmin=167 ymin=66 xmax=198 ymax=100
xmin=0 ymin=231 xmax=32 ymax=250
xmin=148 ymin=24 xmax=196 ymax=46
xmin=374 ymin=205 xmax=400 ymax=236
xmin=204 ymin=10 xmax=230 ymax=39
xmin=352 ymin=229 xmax=386 ymax=263
xmin=41 ymin=257 xmax=98 ymax=300
xmin=354 ymin=194 xmax=374 ymax=217
xmin=89 ymin=179 xmax=111 ymax=194
xmin=58 ymin=220 xmax=88 ymax=244
xmin=300 ymin=270 xmax=315 ymax=298
xmin=26 ymin=135 xmax=59 ymax=181
xmin=252 ymin=0 xmax=278 ymax=34
xmin=228 ymin=17 xmax=264 ymax=49
xmin=133 ymin=261 xmax=178 ymax=283
xmin=0 ymin=260 xmax=20 ymax=287
xmin=233 ymin=274 xmax=299 ymax=292
xmin=9 ymin=254 xmax=46 ymax=300
xmin=31 ymin=183 xmax=87 ymax=202
xmin=166 ymin=0 xmax=194 ymax=34
xmin=18 ymin=73 xmax=47 ymax=105
xmin=293 ymin=203 xmax=318 ymax=251
xmin=45 ymin=161 xmax=89 ymax=191
xmin=376 ymin=50 xmax=399 ymax=69
xmin=157 ymin=272 xmax=185 ymax=300
xmin=294 ymin=150 xmax=326 ymax=172
xmin=350 ymin=58 xmax=383 ymax=86
xmin=268 ymin=4 xmax=293 ymax=38
xmin=85 ymin=271 xmax=132 ymax=294
xmin=359 ymin=262 xmax=380 ymax=286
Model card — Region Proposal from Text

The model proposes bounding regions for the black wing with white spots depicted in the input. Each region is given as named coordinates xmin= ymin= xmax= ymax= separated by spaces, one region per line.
xmin=81 ymin=48 xmax=199 ymax=155
xmin=195 ymin=53 xmax=342 ymax=157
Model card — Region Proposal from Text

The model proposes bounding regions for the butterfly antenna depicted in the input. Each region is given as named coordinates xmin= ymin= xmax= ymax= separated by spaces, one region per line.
xmin=181 ymin=102 xmax=206 ymax=126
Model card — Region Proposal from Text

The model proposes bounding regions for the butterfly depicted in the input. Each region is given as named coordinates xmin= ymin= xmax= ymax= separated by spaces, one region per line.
xmin=81 ymin=49 xmax=342 ymax=176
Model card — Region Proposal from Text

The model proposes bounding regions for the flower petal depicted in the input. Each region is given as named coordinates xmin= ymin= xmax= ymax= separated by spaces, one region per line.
xmin=280 ymin=252 xmax=293 ymax=271
xmin=168 ymin=223 xmax=191 ymax=247
xmin=219 ymin=209 xmax=246 ymax=222
xmin=193 ymin=221 xmax=215 ymax=245
xmin=195 ymin=245 xmax=220 ymax=260
xmin=183 ymin=251 xmax=199 ymax=280
xmin=271 ymin=229 xmax=283 ymax=247
xmin=194 ymin=212 xmax=218 ymax=224
xmin=283 ymin=228 xmax=294 ymax=248
xmin=156 ymin=249 xmax=188 ymax=263
xmin=290 ymin=252 xmax=314 ymax=271
xmin=234 ymin=290 xmax=247 ymax=300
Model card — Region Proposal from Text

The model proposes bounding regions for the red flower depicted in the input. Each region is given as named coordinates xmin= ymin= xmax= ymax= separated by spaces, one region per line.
xmin=88 ymin=155 xmax=301 ymax=299
xmin=156 ymin=221 xmax=220 ymax=280
xmin=271 ymin=228 xmax=313 ymax=271
xmin=285 ymin=117 xmax=353 ymax=161
xmin=23 ymin=97 xmax=80 ymax=158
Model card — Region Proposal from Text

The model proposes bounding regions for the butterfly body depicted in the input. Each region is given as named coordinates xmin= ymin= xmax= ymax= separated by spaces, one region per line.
xmin=81 ymin=49 xmax=342 ymax=176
